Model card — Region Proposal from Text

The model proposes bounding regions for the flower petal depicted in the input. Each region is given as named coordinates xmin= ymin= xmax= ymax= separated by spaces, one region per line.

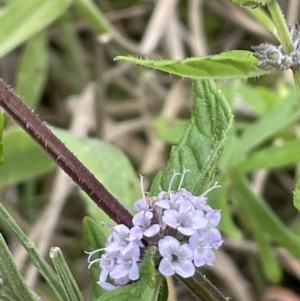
xmin=174 ymin=260 xmax=195 ymax=278
xmin=144 ymin=224 xmax=160 ymax=237
xmin=159 ymin=258 xmax=175 ymax=276
xmin=158 ymin=236 xmax=180 ymax=257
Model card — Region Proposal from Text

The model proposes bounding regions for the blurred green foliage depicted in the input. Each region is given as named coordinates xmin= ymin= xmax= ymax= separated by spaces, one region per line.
xmin=0 ymin=0 xmax=300 ymax=300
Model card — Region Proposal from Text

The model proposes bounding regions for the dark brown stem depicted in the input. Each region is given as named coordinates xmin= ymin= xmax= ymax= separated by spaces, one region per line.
xmin=0 ymin=79 xmax=133 ymax=228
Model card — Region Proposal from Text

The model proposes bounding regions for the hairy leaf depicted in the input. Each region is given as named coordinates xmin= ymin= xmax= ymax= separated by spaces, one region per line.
xmin=50 ymin=247 xmax=84 ymax=301
xmin=115 ymin=51 xmax=268 ymax=80
xmin=0 ymin=235 xmax=41 ymax=301
xmin=150 ymin=79 xmax=233 ymax=196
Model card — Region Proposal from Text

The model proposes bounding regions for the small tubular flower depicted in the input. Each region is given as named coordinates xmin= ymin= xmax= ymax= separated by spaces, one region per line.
xmin=131 ymin=210 xmax=160 ymax=238
xmin=162 ymin=202 xmax=208 ymax=236
xmin=189 ymin=228 xmax=223 ymax=267
xmin=158 ymin=236 xmax=195 ymax=278
xmin=109 ymin=244 xmax=140 ymax=281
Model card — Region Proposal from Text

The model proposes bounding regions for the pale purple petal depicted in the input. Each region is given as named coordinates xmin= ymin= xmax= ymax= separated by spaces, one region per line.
xmin=189 ymin=229 xmax=222 ymax=267
xmin=98 ymin=281 xmax=116 ymax=291
xmin=112 ymin=224 xmax=130 ymax=240
xmin=158 ymin=236 xmax=195 ymax=278
xmin=191 ymin=211 xmax=209 ymax=230
xmin=133 ymin=211 xmax=152 ymax=227
xmin=128 ymin=262 xmax=139 ymax=280
xmin=109 ymin=244 xmax=140 ymax=280
xmin=193 ymin=248 xmax=216 ymax=267
xmin=178 ymin=201 xmax=194 ymax=213
xmin=134 ymin=198 xmax=149 ymax=212
xmin=205 ymin=210 xmax=221 ymax=228
xmin=158 ymin=236 xmax=180 ymax=257
xmin=144 ymin=224 xmax=160 ymax=237
xmin=200 ymin=228 xmax=223 ymax=248
xmin=155 ymin=199 xmax=171 ymax=209
xmin=114 ymin=276 xmax=130 ymax=286
xmin=178 ymin=243 xmax=193 ymax=260
xmin=110 ymin=263 xmax=128 ymax=279
xmin=162 ymin=209 xmax=180 ymax=229
xmin=177 ymin=226 xmax=196 ymax=236
xmin=131 ymin=211 xmax=160 ymax=238
xmin=174 ymin=259 xmax=195 ymax=278
xmin=129 ymin=226 xmax=143 ymax=241
xmin=159 ymin=258 xmax=175 ymax=276
xmin=99 ymin=254 xmax=115 ymax=282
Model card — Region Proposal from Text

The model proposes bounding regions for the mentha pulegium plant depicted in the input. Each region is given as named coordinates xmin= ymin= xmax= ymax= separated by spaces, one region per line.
xmin=86 ymin=168 xmax=223 ymax=291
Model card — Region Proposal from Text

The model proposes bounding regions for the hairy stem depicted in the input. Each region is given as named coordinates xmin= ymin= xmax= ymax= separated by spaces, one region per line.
xmin=267 ymin=0 xmax=293 ymax=53
xmin=267 ymin=0 xmax=300 ymax=105
xmin=176 ymin=271 xmax=228 ymax=301
xmin=0 ymin=79 xmax=133 ymax=228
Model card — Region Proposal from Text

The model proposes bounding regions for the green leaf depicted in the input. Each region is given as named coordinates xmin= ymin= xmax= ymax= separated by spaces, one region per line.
xmin=227 ymin=94 xmax=300 ymax=166
xmin=231 ymin=82 xmax=277 ymax=115
xmin=293 ymin=178 xmax=300 ymax=212
xmin=232 ymin=0 xmax=271 ymax=5
xmin=58 ymin=18 xmax=89 ymax=90
xmin=73 ymin=0 xmax=115 ymax=34
xmin=115 ymin=51 xmax=268 ymax=80
xmin=95 ymin=247 xmax=164 ymax=301
xmin=0 ymin=203 xmax=67 ymax=301
xmin=232 ymin=174 xmax=300 ymax=258
xmin=52 ymin=128 xmax=141 ymax=229
xmin=238 ymin=138 xmax=300 ymax=172
xmin=50 ymin=247 xmax=84 ymax=301
xmin=157 ymin=276 xmax=168 ymax=301
xmin=1 ymin=125 xmax=140 ymax=220
xmin=152 ymin=116 xmax=187 ymax=144
xmin=0 ymin=0 xmax=71 ymax=58
xmin=0 ymin=127 xmax=56 ymax=185
xmin=82 ymin=217 xmax=108 ymax=299
xmin=15 ymin=31 xmax=48 ymax=109
xmin=150 ymin=79 xmax=233 ymax=196
xmin=254 ymin=228 xmax=282 ymax=282
xmin=0 ymin=112 xmax=4 ymax=164
xmin=0 ymin=235 xmax=38 ymax=301
xmin=209 ymin=174 xmax=243 ymax=239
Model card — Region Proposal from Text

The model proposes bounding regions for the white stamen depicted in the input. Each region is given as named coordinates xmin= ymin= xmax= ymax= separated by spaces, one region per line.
xmin=85 ymin=248 xmax=105 ymax=268
xmin=200 ymin=182 xmax=221 ymax=197
xmin=168 ymin=170 xmax=181 ymax=191
xmin=177 ymin=167 xmax=191 ymax=190
xmin=139 ymin=174 xmax=146 ymax=201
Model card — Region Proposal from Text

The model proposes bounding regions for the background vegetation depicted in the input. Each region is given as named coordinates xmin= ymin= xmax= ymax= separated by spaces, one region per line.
xmin=1 ymin=0 xmax=300 ymax=300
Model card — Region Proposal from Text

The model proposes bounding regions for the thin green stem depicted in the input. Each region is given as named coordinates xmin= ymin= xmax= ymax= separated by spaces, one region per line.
xmin=267 ymin=0 xmax=300 ymax=106
xmin=293 ymin=71 xmax=300 ymax=106
xmin=267 ymin=0 xmax=293 ymax=53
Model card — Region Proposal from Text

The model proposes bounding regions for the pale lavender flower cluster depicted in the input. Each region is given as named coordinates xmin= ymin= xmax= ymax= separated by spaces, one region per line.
xmin=87 ymin=169 xmax=223 ymax=291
